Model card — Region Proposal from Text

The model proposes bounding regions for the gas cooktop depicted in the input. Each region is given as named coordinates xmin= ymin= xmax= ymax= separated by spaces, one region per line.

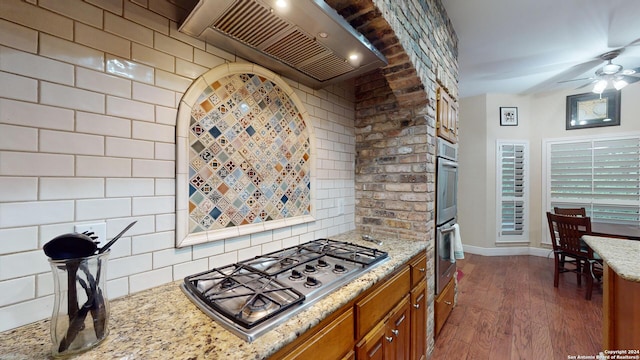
xmin=181 ymin=238 xmax=388 ymax=342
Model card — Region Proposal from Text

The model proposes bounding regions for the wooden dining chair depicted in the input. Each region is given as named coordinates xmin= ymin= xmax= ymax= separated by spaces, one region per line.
xmin=553 ymin=207 xmax=586 ymax=217
xmin=546 ymin=212 xmax=602 ymax=300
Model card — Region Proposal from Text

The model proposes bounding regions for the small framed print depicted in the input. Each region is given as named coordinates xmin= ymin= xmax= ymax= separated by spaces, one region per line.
xmin=500 ymin=107 xmax=518 ymax=126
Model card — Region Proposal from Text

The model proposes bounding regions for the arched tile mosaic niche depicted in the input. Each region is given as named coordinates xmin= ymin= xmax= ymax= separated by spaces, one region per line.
xmin=176 ymin=63 xmax=315 ymax=247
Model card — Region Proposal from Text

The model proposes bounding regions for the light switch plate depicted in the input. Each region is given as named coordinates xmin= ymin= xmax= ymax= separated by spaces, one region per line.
xmin=74 ymin=222 xmax=107 ymax=245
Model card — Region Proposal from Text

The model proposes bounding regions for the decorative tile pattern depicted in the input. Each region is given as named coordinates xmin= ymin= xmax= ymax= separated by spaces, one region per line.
xmin=188 ymin=73 xmax=311 ymax=233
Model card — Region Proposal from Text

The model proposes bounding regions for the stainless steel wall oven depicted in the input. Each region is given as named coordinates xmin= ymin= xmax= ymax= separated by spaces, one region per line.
xmin=435 ymin=138 xmax=458 ymax=295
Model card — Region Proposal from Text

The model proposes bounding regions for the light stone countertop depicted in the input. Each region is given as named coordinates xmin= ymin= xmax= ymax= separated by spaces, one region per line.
xmin=583 ymin=235 xmax=640 ymax=282
xmin=0 ymin=231 xmax=426 ymax=360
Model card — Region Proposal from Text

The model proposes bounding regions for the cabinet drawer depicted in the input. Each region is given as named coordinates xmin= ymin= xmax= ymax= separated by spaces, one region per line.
xmin=356 ymin=266 xmax=410 ymax=339
xmin=434 ymin=277 xmax=455 ymax=336
xmin=409 ymin=252 xmax=427 ymax=288
xmin=280 ymin=308 xmax=354 ymax=360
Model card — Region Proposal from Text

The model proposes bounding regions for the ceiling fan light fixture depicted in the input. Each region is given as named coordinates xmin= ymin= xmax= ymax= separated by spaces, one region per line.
xmin=602 ymin=63 xmax=622 ymax=75
xmin=592 ymin=79 xmax=608 ymax=94
xmin=613 ymin=79 xmax=628 ymax=90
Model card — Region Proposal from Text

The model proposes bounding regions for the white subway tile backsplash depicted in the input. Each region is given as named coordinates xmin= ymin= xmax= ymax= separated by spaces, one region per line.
xmin=75 ymin=22 xmax=131 ymax=59
xmin=107 ymin=253 xmax=152 ymax=279
xmin=237 ymin=245 xmax=262 ymax=260
xmin=76 ymin=156 xmax=131 ymax=177
xmin=106 ymin=56 xmax=154 ymax=84
xmin=0 ymin=295 xmax=53 ymax=333
xmin=172 ymin=258 xmax=208 ymax=280
xmin=0 ymin=124 xmax=37 ymax=151
xmin=0 ymin=0 xmax=72 ymax=40
xmin=104 ymin=12 xmax=153 ymax=47
xmin=39 ymin=177 xmax=104 ymax=201
xmin=131 ymin=231 xmax=174 ymax=254
xmin=0 ymin=276 xmax=35 ymax=307
xmin=131 ymin=43 xmax=174 ymax=73
xmin=106 ymin=277 xmax=129 ymax=300
xmin=0 ymin=177 xmax=36 ymax=203
xmin=132 ymin=159 xmax=174 ymax=178
xmin=85 ymin=0 xmax=123 ymax=16
xmin=39 ymin=0 xmax=103 ymax=29
xmin=132 ymin=196 xmax=174 ymax=215
xmin=132 ymin=121 xmax=174 ymax=142
xmin=107 ymin=216 xmax=153 ymax=238
xmin=76 ymin=112 xmax=131 ymax=137
xmin=36 ymin=272 xmax=53 ymax=297
xmin=193 ymin=49 xmax=225 ymax=69
xmin=156 ymin=69 xmax=193 ymax=92
xmin=152 ymin=247 xmax=191 ymax=268
xmin=0 ymin=152 xmax=74 ymax=177
xmin=106 ymin=137 xmax=154 ymax=159
xmin=155 ymin=213 xmax=174 ymax=232
xmin=40 ymin=130 xmax=105 ymax=156
xmin=155 ymin=106 xmax=177 ymax=126
xmin=192 ymin=239 xmax=224 ymax=259
xmin=154 ymin=32 xmax=193 ymax=62
xmin=0 ymin=250 xmax=50 ymax=280
xmin=155 ymin=178 xmax=174 ymax=196
xmin=150 ymin=1 xmax=189 ymax=24
xmin=41 ymin=82 xmax=105 ymax=113
xmin=124 ymin=1 xmax=169 ymax=35
xmin=0 ymin=71 xmax=37 ymax=102
xmin=224 ymin=234 xmax=250 ymax=252
xmin=0 ymin=99 xmax=74 ymax=131
xmin=174 ymin=59 xmax=207 ymax=80
xmin=0 ymin=46 xmax=74 ymax=85
xmin=107 ymin=96 xmax=155 ymax=122
xmin=76 ymin=197 xmax=131 ymax=221
xmin=205 ymin=44 xmax=235 ymax=62
xmin=40 ymin=34 xmax=105 ymax=72
xmin=209 ymin=251 xmax=237 ymax=269
xmin=106 ymin=178 xmax=154 ymax=197
xmin=132 ymin=82 xmax=174 ymax=107
xmin=154 ymin=142 xmax=175 ymax=160
xmin=77 ymin=67 xmax=131 ymax=98
xmin=102 ymin=236 xmax=130 ymax=259
xmin=0 ymin=19 xmax=37 ymax=53
xmin=128 ymin=266 xmax=172 ymax=292
xmin=0 ymin=226 xmax=38 ymax=255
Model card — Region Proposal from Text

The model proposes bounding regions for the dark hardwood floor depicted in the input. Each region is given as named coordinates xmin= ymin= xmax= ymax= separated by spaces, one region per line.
xmin=431 ymin=254 xmax=603 ymax=360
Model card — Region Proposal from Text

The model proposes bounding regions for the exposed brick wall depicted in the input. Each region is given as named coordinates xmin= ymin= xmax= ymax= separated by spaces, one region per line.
xmin=327 ymin=0 xmax=458 ymax=356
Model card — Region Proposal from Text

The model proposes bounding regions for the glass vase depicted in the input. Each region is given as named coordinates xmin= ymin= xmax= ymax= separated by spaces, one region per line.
xmin=48 ymin=251 xmax=110 ymax=357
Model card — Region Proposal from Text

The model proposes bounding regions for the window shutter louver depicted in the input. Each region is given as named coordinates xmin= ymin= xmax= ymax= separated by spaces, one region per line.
xmin=498 ymin=141 xmax=529 ymax=241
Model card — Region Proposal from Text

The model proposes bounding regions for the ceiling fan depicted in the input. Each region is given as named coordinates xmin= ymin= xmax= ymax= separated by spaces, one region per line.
xmin=561 ymin=49 xmax=640 ymax=94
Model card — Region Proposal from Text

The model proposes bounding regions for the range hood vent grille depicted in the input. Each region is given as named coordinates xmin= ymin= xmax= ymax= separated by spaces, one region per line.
xmin=179 ymin=0 xmax=387 ymax=88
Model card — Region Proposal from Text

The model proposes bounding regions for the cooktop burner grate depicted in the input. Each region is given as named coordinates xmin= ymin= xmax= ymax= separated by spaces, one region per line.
xmin=183 ymin=264 xmax=305 ymax=328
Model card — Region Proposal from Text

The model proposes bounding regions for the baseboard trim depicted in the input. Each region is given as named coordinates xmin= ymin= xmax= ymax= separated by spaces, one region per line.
xmin=462 ymin=244 xmax=553 ymax=258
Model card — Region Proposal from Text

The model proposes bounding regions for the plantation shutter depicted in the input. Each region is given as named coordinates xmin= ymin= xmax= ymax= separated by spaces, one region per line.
xmin=497 ymin=141 xmax=528 ymax=241
xmin=548 ymin=137 xmax=640 ymax=225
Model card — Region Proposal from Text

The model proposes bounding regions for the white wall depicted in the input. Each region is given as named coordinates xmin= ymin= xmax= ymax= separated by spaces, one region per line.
xmin=458 ymin=84 xmax=640 ymax=253
xmin=0 ymin=0 xmax=356 ymax=331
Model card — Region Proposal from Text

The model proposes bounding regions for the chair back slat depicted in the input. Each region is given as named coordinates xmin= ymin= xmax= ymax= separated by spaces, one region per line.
xmin=554 ymin=207 xmax=586 ymax=217
xmin=546 ymin=212 xmax=592 ymax=257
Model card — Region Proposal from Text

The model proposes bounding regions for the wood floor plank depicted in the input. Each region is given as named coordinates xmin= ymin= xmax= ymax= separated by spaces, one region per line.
xmin=431 ymin=254 xmax=603 ymax=360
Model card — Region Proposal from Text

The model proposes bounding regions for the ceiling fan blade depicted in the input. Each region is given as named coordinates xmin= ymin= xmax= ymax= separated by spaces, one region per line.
xmin=624 ymin=75 xmax=640 ymax=84
xmin=576 ymin=81 xmax=596 ymax=90
xmin=558 ymin=77 xmax=594 ymax=84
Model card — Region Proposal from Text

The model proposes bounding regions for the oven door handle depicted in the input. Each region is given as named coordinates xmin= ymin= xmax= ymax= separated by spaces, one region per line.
xmin=438 ymin=159 xmax=458 ymax=168
xmin=440 ymin=226 xmax=456 ymax=234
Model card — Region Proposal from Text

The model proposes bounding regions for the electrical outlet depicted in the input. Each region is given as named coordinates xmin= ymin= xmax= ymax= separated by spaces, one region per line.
xmin=75 ymin=222 xmax=107 ymax=244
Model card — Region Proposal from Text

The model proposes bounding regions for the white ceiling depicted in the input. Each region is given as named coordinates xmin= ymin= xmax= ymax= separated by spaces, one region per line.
xmin=440 ymin=0 xmax=640 ymax=98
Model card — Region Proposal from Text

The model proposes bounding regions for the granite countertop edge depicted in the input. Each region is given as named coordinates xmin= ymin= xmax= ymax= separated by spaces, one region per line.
xmin=583 ymin=235 xmax=640 ymax=282
xmin=0 ymin=230 xmax=426 ymax=360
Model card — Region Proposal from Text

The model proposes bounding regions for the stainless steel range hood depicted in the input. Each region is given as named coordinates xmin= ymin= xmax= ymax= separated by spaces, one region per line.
xmin=179 ymin=0 xmax=387 ymax=88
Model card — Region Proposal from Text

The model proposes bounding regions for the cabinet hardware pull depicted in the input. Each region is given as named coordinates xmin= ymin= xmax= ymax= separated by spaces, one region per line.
xmin=391 ymin=329 xmax=399 ymax=336
xmin=419 ymin=268 xmax=425 ymax=273
xmin=413 ymin=303 xmax=420 ymax=309
xmin=444 ymin=301 xmax=452 ymax=305
xmin=386 ymin=336 xmax=394 ymax=343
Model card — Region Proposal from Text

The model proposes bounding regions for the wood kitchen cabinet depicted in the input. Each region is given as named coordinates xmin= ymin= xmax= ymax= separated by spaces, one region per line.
xmin=434 ymin=277 xmax=455 ymax=337
xmin=436 ymin=86 xmax=458 ymax=144
xmin=271 ymin=252 xmax=427 ymax=360
xmin=602 ymin=263 xmax=640 ymax=349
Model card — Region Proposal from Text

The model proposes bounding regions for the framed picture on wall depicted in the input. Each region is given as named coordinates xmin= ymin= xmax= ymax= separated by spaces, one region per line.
xmin=499 ymin=107 xmax=518 ymax=126
xmin=566 ymin=91 xmax=621 ymax=130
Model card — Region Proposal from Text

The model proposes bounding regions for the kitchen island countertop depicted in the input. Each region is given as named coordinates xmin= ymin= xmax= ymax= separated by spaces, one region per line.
xmin=0 ymin=231 xmax=426 ymax=360
xmin=583 ymin=235 xmax=640 ymax=282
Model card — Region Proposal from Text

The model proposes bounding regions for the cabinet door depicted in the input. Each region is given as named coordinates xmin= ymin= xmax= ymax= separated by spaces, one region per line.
xmin=384 ymin=296 xmax=411 ymax=360
xmin=410 ymin=280 xmax=427 ymax=360
xmin=356 ymin=322 xmax=386 ymax=360
xmin=435 ymin=277 xmax=455 ymax=337
xmin=436 ymin=87 xmax=458 ymax=144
